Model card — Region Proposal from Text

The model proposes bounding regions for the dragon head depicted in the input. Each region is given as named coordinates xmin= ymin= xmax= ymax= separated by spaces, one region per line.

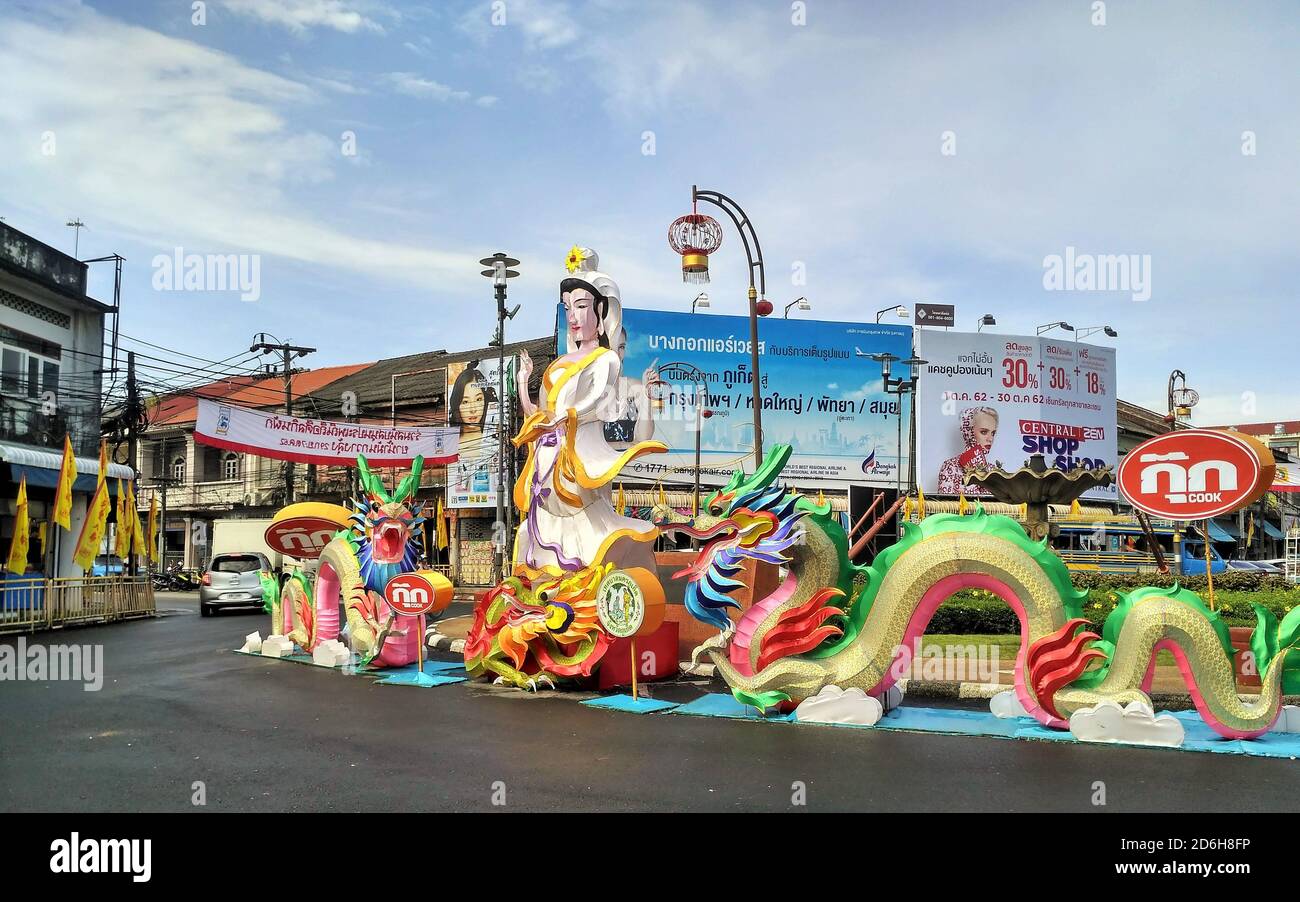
xmin=657 ymin=446 xmax=808 ymax=632
xmin=350 ymin=455 xmax=425 ymax=588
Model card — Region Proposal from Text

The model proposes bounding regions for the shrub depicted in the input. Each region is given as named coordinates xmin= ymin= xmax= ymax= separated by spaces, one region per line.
xmin=1069 ymin=570 xmax=1293 ymax=593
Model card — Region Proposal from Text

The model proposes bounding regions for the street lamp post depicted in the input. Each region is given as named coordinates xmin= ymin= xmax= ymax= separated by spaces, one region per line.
xmin=1076 ymin=325 xmax=1118 ymax=340
xmin=784 ymin=296 xmax=811 ymax=318
xmin=670 ymin=186 xmax=769 ymax=470
xmin=480 ymin=253 xmax=520 ymax=585
xmin=1036 ymin=321 xmax=1075 ymax=336
xmin=977 ymin=314 xmax=996 ymax=332
xmin=691 ymin=292 xmax=710 ymax=313
xmin=855 ymin=350 xmax=926 ymax=513
xmin=876 ymin=305 xmax=909 ymax=324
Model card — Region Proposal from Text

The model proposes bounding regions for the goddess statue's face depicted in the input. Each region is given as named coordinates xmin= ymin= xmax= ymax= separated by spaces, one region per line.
xmin=563 ymin=288 xmax=600 ymax=344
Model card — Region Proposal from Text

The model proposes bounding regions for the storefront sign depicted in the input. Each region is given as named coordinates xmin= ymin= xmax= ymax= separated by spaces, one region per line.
xmin=195 ymin=399 xmax=458 ymax=467
xmin=1117 ymin=429 xmax=1275 ymax=520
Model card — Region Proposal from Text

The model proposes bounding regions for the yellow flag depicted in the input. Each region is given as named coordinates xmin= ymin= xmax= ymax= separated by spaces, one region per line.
xmin=122 ymin=483 xmax=137 ymax=560
xmin=958 ymin=491 xmax=969 ymax=516
xmin=146 ymin=495 xmax=159 ymax=564
xmin=53 ymin=434 xmax=77 ymax=530
xmin=132 ymin=507 xmax=147 ymax=560
xmin=616 ymin=483 xmax=626 ymax=517
xmin=917 ymin=485 xmax=926 ymax=519
xmin=97 ymin=439 xmax=108 ymax=490
xmin=114 ymin=479 xmax=130 ymax=558
xmin=656 ymin=481 xmax=667 ymax=507
xmin=816 ymin=489 xmax=826 ymax=508
xmin=1246 ymin=513 xmax=1255 ymax=547
xmin=435 ymin=497 xmax=448 ymax=551
xmin=6 ymin=476 xmax=30 ymax=574
xmin=38 ymin=520 xmax=47 ymax=557
xmin=902 ymin=496 xmax=914 ymax=519
xmin=73 ymin=479 xmax=111 ymax=570
xmin=1069 ymin=498 xmax=1082 ymax=518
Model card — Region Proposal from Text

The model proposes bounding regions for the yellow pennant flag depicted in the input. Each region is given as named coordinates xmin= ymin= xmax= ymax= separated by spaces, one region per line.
xmin=146 ymin=495 xmax=159 ymax=564
xmin=6 ymin=476 xmax=31 ymax=574
xmin=132 ymin=505 xmax=147 ymax=560
xmin=97 ymin=439 xmax=108 ymax=490
xmin=902 ymin=496 xmax=914 ymax=519
xmin=917 ymin=485 xmax=926 ymax=519
xmin=73 ymin=479 xmax=111 ymax=571
xmin=616 ymin=482 xmax=626 ymax=517
xmin=114 ymin=479 xmax=130 ymax=558
xmin=38 ymin=520 xmax=47 ymax=558
xmin=816 ymin=489 xmax=827 ymax=508
xmin=53 ymin=434 xmax=77 ymax=531
xmin=657 ymin=480 xmax=667 ymax=507
xmin=958 ymin=490 xmax=969 ymax=516
xmin=1246 ymin=513 xmax=1255 ymax=547
xmin=1069 ymin=498 xmax=1083 ymax=518
xmin=435 ymin=497 xmax=448 ymax=551
xmin=122 ymin=483 xmax=137 ymax=560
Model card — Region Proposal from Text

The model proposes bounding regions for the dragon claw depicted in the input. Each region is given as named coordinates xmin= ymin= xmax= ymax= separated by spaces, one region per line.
xmin=537 ymin=675 xmax=556 ymax=690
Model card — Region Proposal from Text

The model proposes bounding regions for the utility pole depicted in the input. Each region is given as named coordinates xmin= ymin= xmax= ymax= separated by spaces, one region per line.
xmin=479 ymin=254 xmax=520 ymax=584
xmin=159 ymin=434 xmax=168 ymax=572
xmin=126 ymin=351 xmax=139 ymax=575
xmin=250 ymin=335 xmax=315 ymax=505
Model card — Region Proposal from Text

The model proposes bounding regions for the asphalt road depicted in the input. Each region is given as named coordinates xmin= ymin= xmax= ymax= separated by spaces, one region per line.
xmin=1 ymin=592 xmax=1295 ymax=813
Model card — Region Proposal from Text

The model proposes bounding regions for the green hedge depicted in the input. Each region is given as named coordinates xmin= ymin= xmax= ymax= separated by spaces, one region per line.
xmin=1068 ymin=570 xmax=1292 ymax=593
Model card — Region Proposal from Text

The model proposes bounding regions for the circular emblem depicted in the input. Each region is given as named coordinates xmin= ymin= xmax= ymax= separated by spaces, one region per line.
xmin=1117 ymin=429 xmax=1275 ymax=521
xmin=264 ymin=502 xmax=352 ymax=559
xmin=596 ymin=570 xmax=645 ymax=639
xmin=384 ymin=572 xmax=438 ymax=616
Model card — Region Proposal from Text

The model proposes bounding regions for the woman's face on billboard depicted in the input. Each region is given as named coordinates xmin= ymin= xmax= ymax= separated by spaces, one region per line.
xmin=563 ymin=288 xmax=599 ymax=344
xmin=459 ymin=382 xmax=486 ymax=427
xmin=972 ymin=412 xmax=998 ymax=451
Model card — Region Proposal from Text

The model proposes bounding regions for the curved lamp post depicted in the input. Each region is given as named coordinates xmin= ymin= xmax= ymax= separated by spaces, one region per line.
xmin=479 ymin=252 xmax=520 ymax=584
xmin=670 ymin=186 xmax=768 ymax=470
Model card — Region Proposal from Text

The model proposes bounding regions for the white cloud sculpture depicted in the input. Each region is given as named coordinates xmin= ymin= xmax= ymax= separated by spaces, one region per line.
xmin=794 ymin=686 xmax=883 ymax=727
xmin=238 ymin=631 xmax=263 ymax=654
xmin=990 ymin=689 xmax=1029 ymax=719
xmin=1274 ymin=705 xmax=1300 ymax=734
xmin=1068 ymin=699 xmax=1185 ymax=747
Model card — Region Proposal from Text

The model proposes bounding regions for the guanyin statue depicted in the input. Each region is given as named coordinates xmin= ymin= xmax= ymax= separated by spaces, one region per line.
xmin=512 ymin=247 xmax=667 ymax=580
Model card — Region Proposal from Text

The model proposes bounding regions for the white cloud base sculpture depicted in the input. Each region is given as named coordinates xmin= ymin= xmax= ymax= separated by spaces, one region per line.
xmin=1068 ymin=699 xmax=1185 ymax=747
xmin=794 ymin=686 xmax=884 ymax=726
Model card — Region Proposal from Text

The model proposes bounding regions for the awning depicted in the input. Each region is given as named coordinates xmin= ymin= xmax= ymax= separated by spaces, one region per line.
xmin=1 ymin=441 xmax=135 ymax=491
xmin=1202 ymin=520 xmax=1236 ymax=542
xmin=1262 ymin=521 xmax=1284 ymax=540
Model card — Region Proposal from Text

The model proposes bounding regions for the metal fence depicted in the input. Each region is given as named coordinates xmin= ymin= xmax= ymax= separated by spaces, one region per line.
xmin=0 ymin=575 xmax=156 ymax=634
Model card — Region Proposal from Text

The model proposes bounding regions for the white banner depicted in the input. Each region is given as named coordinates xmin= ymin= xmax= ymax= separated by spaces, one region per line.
xmin=915 ymin=331 xmax=1118 ymax=501
xmin=194 ymin=399 xmax=458 ymax=467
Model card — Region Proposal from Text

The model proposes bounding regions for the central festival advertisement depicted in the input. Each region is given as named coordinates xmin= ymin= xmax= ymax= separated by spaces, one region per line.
xmin=913 ymin=330 xmax=1119 ymax=500
xmin=557 ymin=305 xmax=914 ymax=489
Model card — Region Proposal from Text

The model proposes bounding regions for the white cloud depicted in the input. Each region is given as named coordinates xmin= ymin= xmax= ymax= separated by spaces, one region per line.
xmin=1068 ymin=699 xmax=1185 ymax=747
xmin=0 ymin=5 xmax=479 ymax=289
xmin=794 ymin=685 xmax=883 ymax=726
xmin=384 ymin=71 xmax=471 ymax=102
xmin=475 ymin=95 xmax=499 ymax=108
xmin=458 ymin=0 xmax=577 ymax=50
xmin=222 ymin=0 xmax=389 ymax=34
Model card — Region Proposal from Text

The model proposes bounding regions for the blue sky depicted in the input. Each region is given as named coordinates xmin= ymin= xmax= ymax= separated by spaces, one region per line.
xmin=1 ymin=0 xmax=1296 ymax=423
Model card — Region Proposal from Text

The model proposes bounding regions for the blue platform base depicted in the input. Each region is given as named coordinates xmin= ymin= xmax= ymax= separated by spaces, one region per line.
xmin=582 ymin=695 xmax=680 ymax=714
xmin=668 ymin=693 xmax=1300 ymax=758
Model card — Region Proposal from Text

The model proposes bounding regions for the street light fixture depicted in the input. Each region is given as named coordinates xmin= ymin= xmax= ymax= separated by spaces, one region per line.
xmin=691 ymin=292 xmax=710 ymax=313
xmin=977 ymin=314 xmax=996 ymax=332
xmin=855 ymin=350 xmax=926 ymax=505
xmin=1077 ymin=325 xmax=1118 ymax=339
xmin=784 ymin=296 xmax=811 ymax=318
xmin=479 ymin=252 xmax=520 ymax=584
xmin=876 ymin=305 xmax=909 ymax=324
xmin=1037 ymin=321 xmax=1074 ymax=336
xmin=671 ymin=186 xmax=768 ymax=469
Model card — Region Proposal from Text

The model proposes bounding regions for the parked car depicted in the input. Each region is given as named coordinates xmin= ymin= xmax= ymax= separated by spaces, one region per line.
xmin=90 ymin=556 xmax=126 ymax=577
xmin=199 ymin=552 xmax=273 ymax=617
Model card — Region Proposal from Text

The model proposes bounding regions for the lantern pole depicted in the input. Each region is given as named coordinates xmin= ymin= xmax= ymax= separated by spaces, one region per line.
xmin=691 ymin=186 xmax=767 ymax=470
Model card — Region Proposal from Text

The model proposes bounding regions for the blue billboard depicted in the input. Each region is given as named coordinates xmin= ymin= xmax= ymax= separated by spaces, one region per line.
xmin=556 ymin=305 xmax=914 ymax=489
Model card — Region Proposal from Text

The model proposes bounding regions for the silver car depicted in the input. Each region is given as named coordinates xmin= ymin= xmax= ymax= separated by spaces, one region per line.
xmin=199 ymin=553 xmax=273 ymax=617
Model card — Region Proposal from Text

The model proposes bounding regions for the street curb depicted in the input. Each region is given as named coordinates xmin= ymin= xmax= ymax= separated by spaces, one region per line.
xmin=425 ymin=630 xmax=465 ymax=654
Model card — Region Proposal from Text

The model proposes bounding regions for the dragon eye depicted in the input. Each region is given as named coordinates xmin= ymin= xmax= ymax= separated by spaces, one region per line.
xmin=370 ymin=501 xmax=380 ymax=513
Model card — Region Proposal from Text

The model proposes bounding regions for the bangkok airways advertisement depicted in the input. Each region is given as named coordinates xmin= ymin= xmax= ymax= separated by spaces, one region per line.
xmin=913 ymin=330 xmax=1119 ymax=501
xmin=556 ymin=305 xmax=914 ymax=489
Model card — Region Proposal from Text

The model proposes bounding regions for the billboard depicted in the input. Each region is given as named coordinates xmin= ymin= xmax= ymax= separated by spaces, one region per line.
xmin=914 ymin=331 xmax=1118 ymax=501
xmin=560 ymin=305 xmax=914 ymax=489
xmin=446 ymin=356 xmax=515 ymax=509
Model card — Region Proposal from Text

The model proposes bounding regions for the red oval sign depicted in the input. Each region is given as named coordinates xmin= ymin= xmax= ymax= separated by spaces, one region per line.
xmin=1117 ymin=429 xmax=1275 ymax=521
xmin=384 ymin=572 xmax=439 ymax=616
xmin=264 ymin=517 xmax=342 ymax=559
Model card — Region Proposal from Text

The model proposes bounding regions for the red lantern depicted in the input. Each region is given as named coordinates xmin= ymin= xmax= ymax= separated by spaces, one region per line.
xmin=668 ymin=212 xmax=723 ymax=284
xmin=755 ymin=299 xmax=774 ymax=317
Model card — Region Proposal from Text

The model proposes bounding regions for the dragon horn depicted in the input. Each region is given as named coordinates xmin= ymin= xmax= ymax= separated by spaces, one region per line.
xmin=394 ymin=455 xmax=425 ymax=504
xmin=356 ymin=454 xmax=391 ymax=503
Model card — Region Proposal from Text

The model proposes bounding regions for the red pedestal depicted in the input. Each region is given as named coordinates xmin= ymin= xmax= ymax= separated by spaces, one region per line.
xmin=598 ymin=621 xmax=680 ymax=689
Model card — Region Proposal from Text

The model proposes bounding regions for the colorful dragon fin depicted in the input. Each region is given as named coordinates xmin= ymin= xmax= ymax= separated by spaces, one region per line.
xmin=705 ymin=444 xmax=794 ymax=512
xmin=393 ymin=455 xmax=425 ymax=504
